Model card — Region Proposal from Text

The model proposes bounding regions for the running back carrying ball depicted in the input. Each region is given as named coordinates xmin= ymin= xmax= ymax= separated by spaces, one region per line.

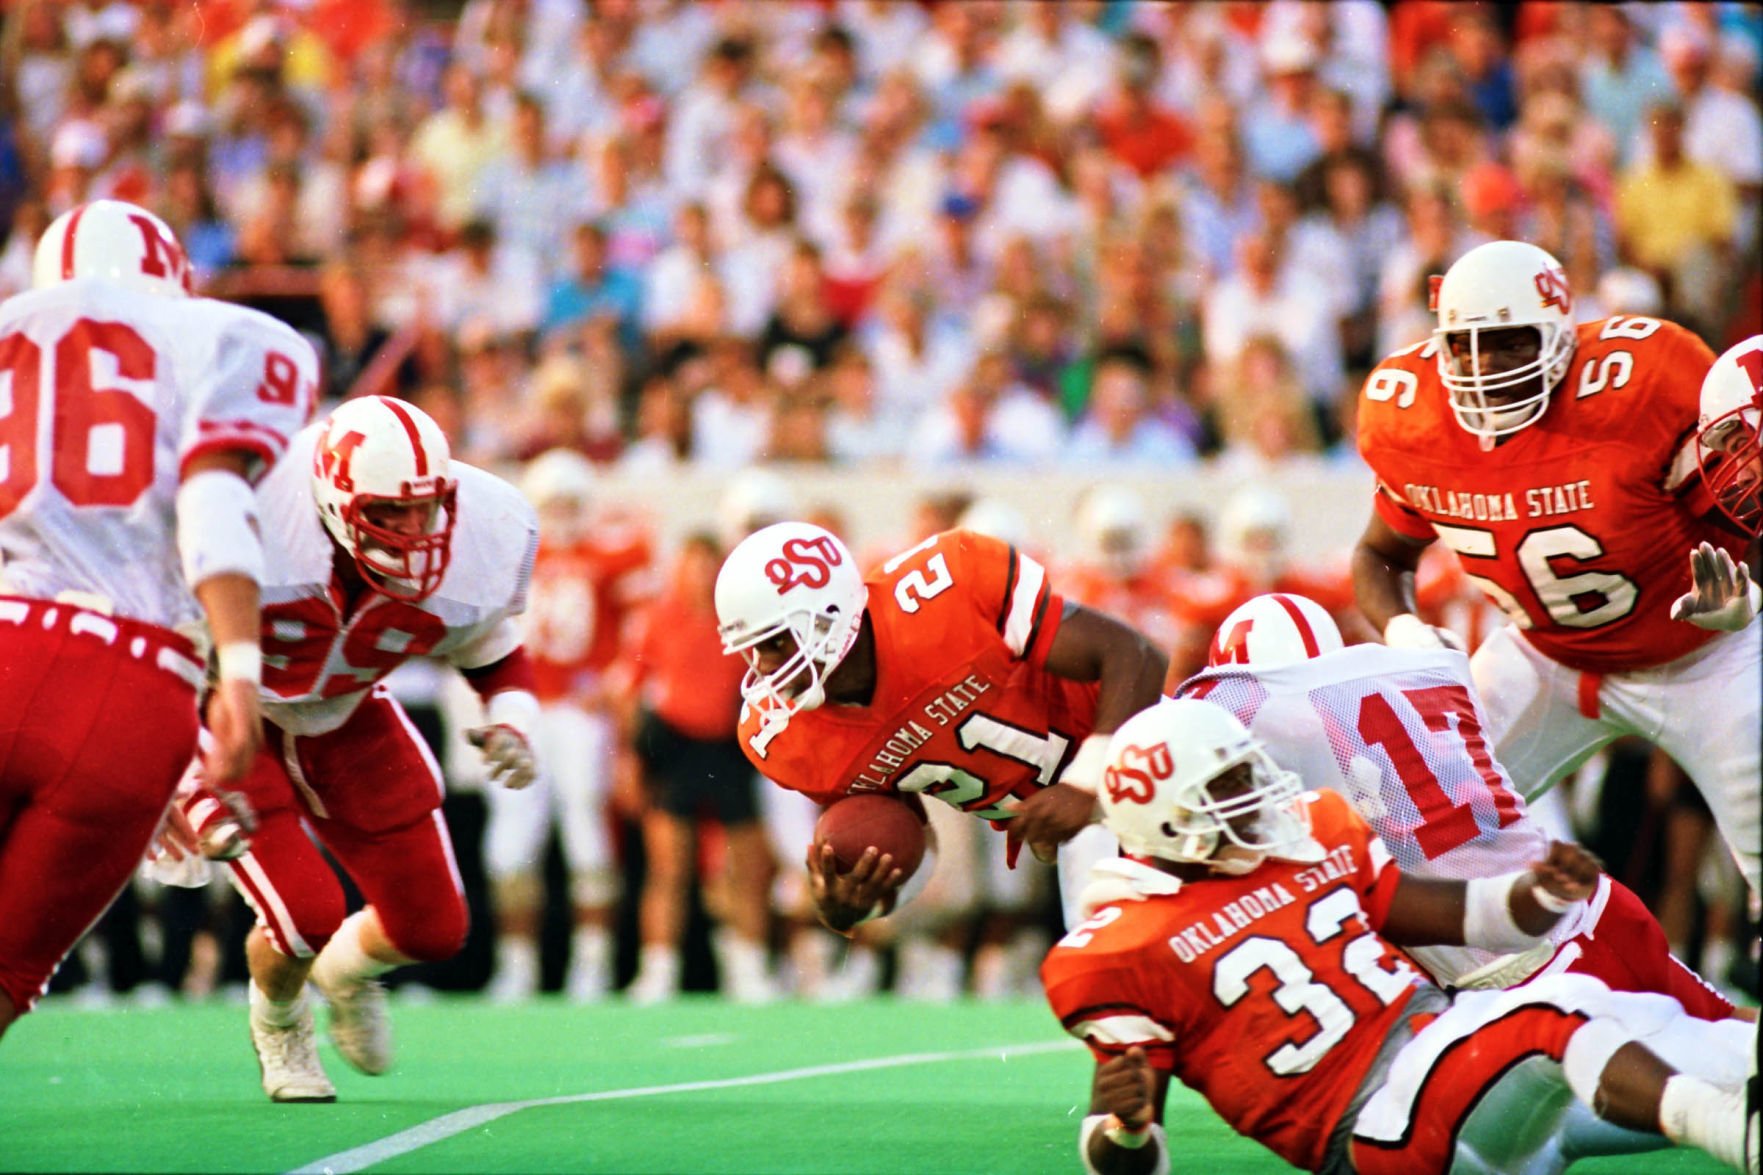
xmin=813 ymin=795 xmax=927 ymax=880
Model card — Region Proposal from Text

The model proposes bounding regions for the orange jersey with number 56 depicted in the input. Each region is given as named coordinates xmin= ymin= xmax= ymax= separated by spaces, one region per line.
xmin=737 ymin=529 xmax=1100 ymax=818
xmin=1358 ymin=316 xmax=1740 ymax=673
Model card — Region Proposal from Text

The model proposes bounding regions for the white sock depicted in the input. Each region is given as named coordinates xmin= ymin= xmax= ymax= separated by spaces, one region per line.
xmin=312 ymin=910 xmax=395 ymax=991
xmin=250 ymin=981 xmax=307 ymax=1028
xmin=570 ymin=927 xmax=610 ymax=976
xmin=494 ymin=937 xmax=539 ymax=990
xmin=1659 ymin=1074 xmax=1747 ymax=1170
xmin=634 ymin=945 xmax=679 ymax=991
xmin=713 ymin=929 xmax=769 ymax=984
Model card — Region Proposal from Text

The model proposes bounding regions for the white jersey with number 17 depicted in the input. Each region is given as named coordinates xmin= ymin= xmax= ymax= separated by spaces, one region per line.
xmin=0 ymin=279 xmax=315 ymax=630
xmin=1176 ymin=644 xmax=1572 ymax=983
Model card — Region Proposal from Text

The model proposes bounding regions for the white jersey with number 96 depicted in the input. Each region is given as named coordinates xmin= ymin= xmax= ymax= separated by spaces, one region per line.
xmin=0 ymin=279 xmax=316 ymax=629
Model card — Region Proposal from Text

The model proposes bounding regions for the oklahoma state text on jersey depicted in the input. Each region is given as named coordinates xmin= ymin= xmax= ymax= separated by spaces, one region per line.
xmin=1042 ymin=791 xmax=1424 ymax=1173
xmin=738 ymin=530 xmax=1100 ymax=819
xmin=1358 ymin=317 xmax=1738 ymax=673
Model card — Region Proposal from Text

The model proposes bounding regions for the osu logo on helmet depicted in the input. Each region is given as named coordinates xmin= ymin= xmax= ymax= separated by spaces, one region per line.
xmin=1533 ymin=266 xmax=1571 ymax=314
xmin=1103 ymin=742 xmax=1173 ymax=806
xmin=764 ymin=535 xmax=845 ymax=594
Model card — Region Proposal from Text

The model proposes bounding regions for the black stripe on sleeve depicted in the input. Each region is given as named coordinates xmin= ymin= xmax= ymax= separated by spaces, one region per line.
xmin=994 ymin=543 xmax=1020 ymax=636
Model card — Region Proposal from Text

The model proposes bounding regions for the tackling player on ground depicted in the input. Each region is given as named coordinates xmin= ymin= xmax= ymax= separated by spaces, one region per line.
xmin=1043 ymin=698 xmax=1755 ymax=1175
xmin=0 ymin=200 xmax=314 ymax=1042
xmin=1352 ymin=241 xmax=1759 ymax=894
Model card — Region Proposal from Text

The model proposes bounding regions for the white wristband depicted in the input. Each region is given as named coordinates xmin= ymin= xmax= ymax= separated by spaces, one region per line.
xmin=1103 ymin=1114 xmax=1153 ymax=1148
xmin=486 ymin=688 xmax=539 ymax=738
xmin=216 ymin=641 xmax=262 ymax=684
xmin=1080 ymin=1114 xmax=1169 ymax=1175
xmin=1531 ymin=885 xmax=1577 ymax=915
xmin=1464 ymin=871 xmax=1542 ymax=950
xmin=1062 ymin=734 xmax=1113 ymax=793
xmin=1383 ymin=612 xmax=1459 ymax=650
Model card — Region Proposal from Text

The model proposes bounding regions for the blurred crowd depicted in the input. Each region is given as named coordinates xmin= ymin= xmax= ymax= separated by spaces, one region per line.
xmin=5 ymin=0 xmax=1758 ymax=1008
xmin=1 ymin=0 xmax=1759 ymax=474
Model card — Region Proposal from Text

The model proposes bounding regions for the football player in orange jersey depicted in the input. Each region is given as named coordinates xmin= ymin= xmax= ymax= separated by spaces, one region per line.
xmin=481 ymin=450 xmax=654 ymax=1003
xmin=1043 ymin=699 xmax=1755 ymax=1175
xmin=715 ymin=520 xmax=1167 ymax=935
xmin=1352 ymin=241 xmax=1759 ymax=895
xmin=1060 ymin=484 xmax=1190 ymax=691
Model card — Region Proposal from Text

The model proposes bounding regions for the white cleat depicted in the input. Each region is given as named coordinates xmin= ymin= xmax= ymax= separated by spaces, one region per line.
xmin=314 ymin=974 xmax=393 ymax=1075
xmin=249 ymin=992 xmax=336 ymax=1103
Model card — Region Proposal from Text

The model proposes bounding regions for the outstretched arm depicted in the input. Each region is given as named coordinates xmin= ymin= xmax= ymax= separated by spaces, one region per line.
xmin=1353 ymin=513 xmax=1460 ymax=649
xmin=1008 ymin=604 xmax=1167 ymax=860
xmin=1380 ymin=840 xmax=1602 ymax=947
xmin=1082 ymin=1047 xmax=1172 ymax=1175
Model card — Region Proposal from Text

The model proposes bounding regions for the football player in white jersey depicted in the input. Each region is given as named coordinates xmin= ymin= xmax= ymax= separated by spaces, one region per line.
xmin=1176 ymin=593 xmax=1749 ymax=1162
xmin=0 ymin=199 xmax=315 ymax=1042
xmin=177 ymin=394 xmax=541 ymax=1101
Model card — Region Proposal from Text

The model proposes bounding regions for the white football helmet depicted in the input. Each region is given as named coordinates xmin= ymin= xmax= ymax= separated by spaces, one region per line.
xmin=716 ymin=521 xmax=869 ymax=720
xmin=1099 ymin=699 xmax=1322 ymax=870
xmin=1217 ymin=487 xmax=1290 ymax=584
xmin=957 ymin=497 xmax=1031 ymax=549
xmin=1695 ymin=335 xmax=1763 ymax=536
xmin=33 ymin=199 xmax=192 ymax=298
xmin=1077 ymin=483 xmax=1149 ymax=577
xmin=1208 ymin=593 xmax=1343 ymax=668
xmin=718 ymin=468 xmax=798 ymax=546
xmin=311 ymin=396 xmax=458 ymax=602
xmin=1432 ymin=240 xmax=1577 ymax=440
xmin=522 ymin=448 xmax=595 ymax=543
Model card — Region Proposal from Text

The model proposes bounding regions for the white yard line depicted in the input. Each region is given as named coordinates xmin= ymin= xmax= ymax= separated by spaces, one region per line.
xmin=289 ymin=1039 xmax=1078 ymax=1174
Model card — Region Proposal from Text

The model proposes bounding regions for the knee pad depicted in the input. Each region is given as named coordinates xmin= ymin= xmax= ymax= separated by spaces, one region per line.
xmin=570 ymin=867 xmax=620 ymax=910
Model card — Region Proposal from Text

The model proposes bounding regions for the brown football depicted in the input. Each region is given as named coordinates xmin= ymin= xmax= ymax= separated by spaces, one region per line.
xmin=813 ymin=794 xmax=927 ymax=880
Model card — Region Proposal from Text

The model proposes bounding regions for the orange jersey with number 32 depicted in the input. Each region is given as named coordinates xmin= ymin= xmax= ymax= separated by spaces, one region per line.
xmin=1042 ymin=790 xmax=1423 ymax=1173
xmin=1358 ymin=316 xmax=1739 ymax=672
xmin=737 ymin=530 xmax=1100 ymax=818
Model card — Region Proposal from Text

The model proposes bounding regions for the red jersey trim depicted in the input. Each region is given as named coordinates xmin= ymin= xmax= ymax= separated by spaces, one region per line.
xmin=460 ymin=646 xmax=537 ymax=698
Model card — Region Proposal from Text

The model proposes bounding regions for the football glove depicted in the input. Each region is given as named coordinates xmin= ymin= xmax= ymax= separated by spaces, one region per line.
xmin=467 ymin=724 xmax=537 ymax=790
xmin=1670 ymin=541 xmax=1760 ymax=632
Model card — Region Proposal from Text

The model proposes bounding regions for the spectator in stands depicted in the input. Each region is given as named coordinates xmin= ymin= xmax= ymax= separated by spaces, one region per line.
xmin=1615 ymin=99 xmax=1737 ymax=334
xmin=541 ymin=219 xmax=642 ymax=350
xmin=909 ymin=348 xmax=1064 ymax=466
xmin=1093 ymin=33 xmax=1192 ymax=180
xmin=1580 ymin=5 xmax=1674 ymax=164
xmin=1065 ymin=357 xmax=1196 ymax=468
xmin=477 ymin=92 xmax=579 ymax=282
xmin=757 ymin=240 xmax=848 ymax=377
xmin=410 ymin=61 xmax=507 ymax=235
xmin=1201 ymin=228 xmax=1343 ymax=409
xmin=1244 ymin=32 xmax=1324 ymax=185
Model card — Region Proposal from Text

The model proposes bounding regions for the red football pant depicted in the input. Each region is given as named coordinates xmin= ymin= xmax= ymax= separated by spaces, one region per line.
xmin=1548 ymin=877 xmax=1735 ymax=1021
xmin=0 ymin=601 xmax=200 ymax=1013
xmin=225 ymin=686 xmax=467 ymax=962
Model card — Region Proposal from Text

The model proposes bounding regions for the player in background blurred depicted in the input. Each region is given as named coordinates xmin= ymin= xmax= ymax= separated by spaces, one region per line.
xmin=1213 ymin=486 xmax=1358 ymax=624
xmin=623 ymin=530 xmax=776 ymax=1005
xmin=1060 ymin=484 xmax=1189 ymax=690
xmin=715 ymin=519 xmax=1167 ymax=938
xmin=0 ymin=199 xmax=314 ymax=1042
xmin=1353 ymin=242 xmax=1759 ymax=895
xmin=179 ymin=395 xmax=540 ymax=1101
xmin=1045 ymin=699 xmax=1754 ymax=1175
xmin=480 ymin=449 xmax=653 ymax=1003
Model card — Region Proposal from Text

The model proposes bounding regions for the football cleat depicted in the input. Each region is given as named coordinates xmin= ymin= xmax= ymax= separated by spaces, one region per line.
xmin=248 ymin=989 xmax=336 ymax=1103
xmin=313 ymin=973 xmax=393 ymax=1076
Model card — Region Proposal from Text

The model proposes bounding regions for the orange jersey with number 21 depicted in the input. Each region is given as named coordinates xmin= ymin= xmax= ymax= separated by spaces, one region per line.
xmin=738 ymin=530 xmax=1100 ymax=819
xmin=1358 ymin=316 xmax=1739 ymax=673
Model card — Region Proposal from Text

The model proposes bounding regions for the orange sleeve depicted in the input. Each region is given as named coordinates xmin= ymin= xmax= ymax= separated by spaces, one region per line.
xmin=946 ymin=529 xmax=1065 ymax=666
xmin=1373 ymin=482 xmax=1438 ymax=541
